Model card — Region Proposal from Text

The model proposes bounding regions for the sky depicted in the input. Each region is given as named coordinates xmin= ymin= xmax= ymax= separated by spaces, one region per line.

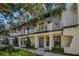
xmin=0 ymin=12 xmax=20 ymax=30
xmin=0 ymin=13 xmax=5 ymax=24
xmin=0 ymin=12 xmax=19 ymax=24
xmin=0 ymin=10 xmax=33 ymax=30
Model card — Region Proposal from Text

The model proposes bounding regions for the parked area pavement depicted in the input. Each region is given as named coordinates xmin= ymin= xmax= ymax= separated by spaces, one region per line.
xmin=14 ymin=47 xmax=67 ymax=56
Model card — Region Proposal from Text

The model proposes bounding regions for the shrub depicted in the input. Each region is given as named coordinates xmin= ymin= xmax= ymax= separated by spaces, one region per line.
xmin=0 ymin=46 xmax=34 ymax=56
xmin=31 ymin=44 xmax=35 ymax=48
xmin=25 ymin=38 xmax=31 ymax=48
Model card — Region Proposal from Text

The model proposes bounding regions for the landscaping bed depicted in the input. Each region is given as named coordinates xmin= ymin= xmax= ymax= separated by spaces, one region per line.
xmin=0 ymin=46 xmax=34 ymax=56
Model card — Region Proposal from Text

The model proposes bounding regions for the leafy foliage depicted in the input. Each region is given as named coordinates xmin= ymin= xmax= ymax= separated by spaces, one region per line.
xmin=0 ymin=3 xmax=66 ymax=32
xmin=25 ymin=37 xmax=31 ymax=48
xmin=0 ymin=24 xmax=9 ymax=38
xmin=0 ymin=46 xmax=34 ymax=56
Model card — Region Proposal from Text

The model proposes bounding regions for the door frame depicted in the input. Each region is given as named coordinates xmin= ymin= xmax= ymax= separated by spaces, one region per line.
xmin=39 ymin=37 xmax=44 ymax=47
xmin=54 ymin=36 xmax=61 ymax=48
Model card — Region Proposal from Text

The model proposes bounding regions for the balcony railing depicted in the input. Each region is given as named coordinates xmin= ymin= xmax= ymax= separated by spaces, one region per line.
xmin=10 ymin=20 xmax=62 ymax=36
xmin=52 ymin=20 xmax=61 ymax=30
xmin=37 ymin=26 xmax=48 ymax=32
xmin=38 ymin=28 xmax=47 ymax=32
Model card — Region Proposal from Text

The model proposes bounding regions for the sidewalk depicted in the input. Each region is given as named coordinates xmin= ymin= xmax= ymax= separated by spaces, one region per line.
xmin=20 ymin=48 xmax=67 ymax=56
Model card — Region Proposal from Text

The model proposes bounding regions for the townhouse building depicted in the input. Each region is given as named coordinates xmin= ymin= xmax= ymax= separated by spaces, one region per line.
xmin=9 ymin=3 xmax=79 ymax=55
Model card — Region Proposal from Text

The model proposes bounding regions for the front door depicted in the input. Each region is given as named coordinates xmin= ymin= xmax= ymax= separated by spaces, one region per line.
xmin=54 ymin=36 xmax=61 ymax=48
xmin=39 ymin=37 xmax=44 ymax=47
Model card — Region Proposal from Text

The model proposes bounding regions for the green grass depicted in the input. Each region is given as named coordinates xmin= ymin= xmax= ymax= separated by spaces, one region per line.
xmin=0 ymin=46 xmax=34 ymax=56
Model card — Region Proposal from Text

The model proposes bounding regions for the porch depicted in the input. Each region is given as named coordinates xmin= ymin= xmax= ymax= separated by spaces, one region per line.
xmin=7 ymin=31 xmax=73 ymax=52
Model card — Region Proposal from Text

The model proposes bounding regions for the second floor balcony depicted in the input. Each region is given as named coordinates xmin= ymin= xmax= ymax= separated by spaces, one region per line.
xmin=52 ymin=20 xmax=62 ymax=30
xmin=10 ymin=20 xmax=62 ymax=36
xmin=37 ymin=24 xmax=48 ymax=32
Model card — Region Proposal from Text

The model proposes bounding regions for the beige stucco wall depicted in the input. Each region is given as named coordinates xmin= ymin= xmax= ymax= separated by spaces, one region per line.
xmin=61 ymin=36 xmax=72 ymax=48
xmin=62 ymin=4 xmax=79 ymax=54
xmin=63 ymin=27 xmax=77 ymax=36
xmin=61 ymin=11 xmax=77 ymax=27
xmin=30 ymin=36 xmax=35 ymax=46
xmin=61 ymin=4 xmax=77 ymax=27
xmin=63 ymin=26 xmax=79 ymax=55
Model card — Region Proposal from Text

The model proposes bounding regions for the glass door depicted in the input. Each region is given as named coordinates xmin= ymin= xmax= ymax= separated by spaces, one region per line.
xmin=39 ymin=37 xmax=44 ymax=47
xmin=54 ymin=36 xmax=61 ymax=48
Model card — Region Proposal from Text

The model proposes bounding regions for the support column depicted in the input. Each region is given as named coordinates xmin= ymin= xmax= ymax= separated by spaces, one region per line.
xmin=30 ymin=37 xmax=32 ymax=46
xmin=22 ymin=38 xmax=25 ymax=47
xmin=49 ymin=34 xmax=54 ymax=50
xmin=35 ymin=36 xmax=39 ymax=48
xmin=18 ymin=37 xmax=22 ymax=47
xmin=22 ymin=37 xmax=25 ymax=47
xmin=9 ymin=38 xmax=13 ymax=46
xmin=21 ymin=38 xmax=24 ymax=46
xmin=44 ymin=36 xmax=47 ymax=48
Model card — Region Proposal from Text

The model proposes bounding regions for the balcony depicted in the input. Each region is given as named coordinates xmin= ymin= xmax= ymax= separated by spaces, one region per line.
xmin=10 ymin=19 xmax=62 ymax=36
xmin=10 ymin=32 xmax=17 ymax=36
xmin=52 ymin=20 xmax=62 ymax=30
xmin=10 ymin=31 xmax=24 ymax=36
xmin=37 ymin=25 xmax=48 ymax=32
xmin=25 ymin=29 xmax=28 ymax=34
xmin=30 ymin=28 xmax=35 ymax=34
xmin=16 ymin=31 xmax=21 ymax=35
xmin=37 ymin=28 xmax=48 ymax=32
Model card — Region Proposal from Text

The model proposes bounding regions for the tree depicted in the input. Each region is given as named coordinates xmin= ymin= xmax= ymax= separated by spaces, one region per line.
xmin=0 ymin=23 xmax=10 ymax=45
xmin=51 ymin=3 xmax=66 ymax=19
xmin=0 ymin=3 xmax=66 ymax=31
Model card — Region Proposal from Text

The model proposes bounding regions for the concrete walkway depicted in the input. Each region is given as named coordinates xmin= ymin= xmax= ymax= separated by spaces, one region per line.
xmin=26 ymin=48 xmax=66 ymax=56
xmin=15 ymin=47 xmax=67 ymax=56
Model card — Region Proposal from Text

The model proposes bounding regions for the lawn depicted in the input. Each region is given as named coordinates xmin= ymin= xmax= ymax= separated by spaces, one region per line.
xmin=0 ymin=46 xmax=34 ymax=56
